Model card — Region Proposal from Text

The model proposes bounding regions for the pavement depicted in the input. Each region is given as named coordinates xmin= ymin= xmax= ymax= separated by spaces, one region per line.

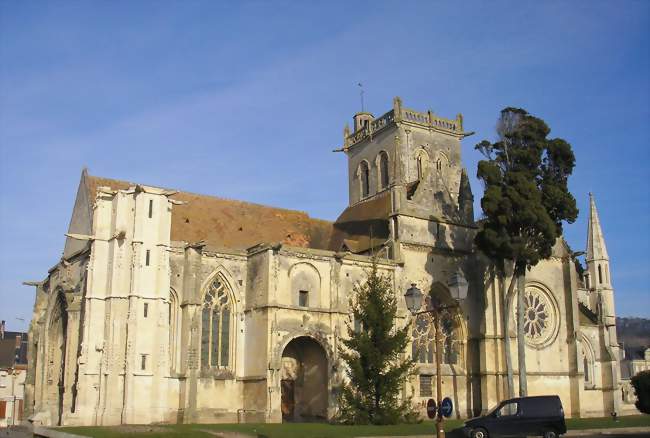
xmin=1 ymin=425 xmax=648 ymax=438
xmin=565 ymin=427 xmax=650 ymax=437
xmin=0 ymin=426 xmax=32 ymax=438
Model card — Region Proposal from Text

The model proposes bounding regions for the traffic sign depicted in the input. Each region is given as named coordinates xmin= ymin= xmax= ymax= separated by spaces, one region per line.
xmin=426 ymin=398 xmax=437 ymax=419
xmin=440 ymin=397 xmax=453 ymax=418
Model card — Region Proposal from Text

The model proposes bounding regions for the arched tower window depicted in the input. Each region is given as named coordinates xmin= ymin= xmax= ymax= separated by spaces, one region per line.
xmin=415 ymin=149 xmax=429 ymax=181
xmin=201 ymin=276 xmax=232 ymax=368
xmin=359 ymin=161 xmax=370 ymax=198
xmin=379 ymin=152 xmax=390 ymax=190
xmin=598 ymin=265 xmax=603 ymax=284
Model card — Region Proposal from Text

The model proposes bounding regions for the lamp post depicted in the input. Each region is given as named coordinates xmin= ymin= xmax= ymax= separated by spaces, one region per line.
xmin=405 ymin=271 xmax=468 ymax=438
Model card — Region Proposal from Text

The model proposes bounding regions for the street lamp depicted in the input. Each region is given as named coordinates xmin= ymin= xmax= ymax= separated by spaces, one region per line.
xmin=405 ymin=270 xmax=468 ymax=438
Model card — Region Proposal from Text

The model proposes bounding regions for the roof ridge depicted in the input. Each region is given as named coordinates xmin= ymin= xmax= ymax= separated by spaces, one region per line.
xmin=86 ymin=173 xmax=332 ymax=224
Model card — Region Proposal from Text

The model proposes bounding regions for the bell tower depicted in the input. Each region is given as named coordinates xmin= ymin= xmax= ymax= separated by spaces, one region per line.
xmin=339 ymin=97 xmax=473 ymax=224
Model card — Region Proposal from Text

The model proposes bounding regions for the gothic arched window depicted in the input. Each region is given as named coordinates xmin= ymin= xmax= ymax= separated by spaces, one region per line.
xmin=359 ymin=161 xmax=370 ymax=198
xmin=581 ymin=337 xmax=595 ymax=389
xmin=379 ymin=152 xmax=390 ymax=190
xmin=411 ymin=312 xmax=459 ymax=365
xmin=201 ymin=276 xmax=232 ymax=368
xmin=598 ymin=265 xmax=603 ymax=284
xmin=415 ymin=150 xmax=429 ymax=181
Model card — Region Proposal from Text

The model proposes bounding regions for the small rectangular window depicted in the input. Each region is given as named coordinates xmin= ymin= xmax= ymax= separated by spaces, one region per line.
xmin=354 ymin=318 xmax=362 ymax=334
xmin=148 ymin=199 xmax=153 ymax=218
xmin=144 ymin=303 xmax=148 ymax=318
xmin=419 ymin=375 xmax=432 ymax=397
xmin=141 ymin=354 xmax=147 ymax=371
xmin=299 ymin=290 xmax=309 ymax=307
xmin=145 ymin=250 xmax=150 ymax=266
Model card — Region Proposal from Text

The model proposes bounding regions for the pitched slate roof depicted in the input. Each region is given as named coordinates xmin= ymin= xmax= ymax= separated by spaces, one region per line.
xmin=85 ymin=173 xmax=335 ymax=251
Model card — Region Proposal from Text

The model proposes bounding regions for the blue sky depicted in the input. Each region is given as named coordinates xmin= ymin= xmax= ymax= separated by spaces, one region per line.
xmin=1 ymin=1 xmax=648 ymax=331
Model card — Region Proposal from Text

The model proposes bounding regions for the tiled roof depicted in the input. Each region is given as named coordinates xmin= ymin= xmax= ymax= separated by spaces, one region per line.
xmin=85 ymin=174 xmax=334 ymax=251
xmin=0 ymin=339 xmax=16 ymax=368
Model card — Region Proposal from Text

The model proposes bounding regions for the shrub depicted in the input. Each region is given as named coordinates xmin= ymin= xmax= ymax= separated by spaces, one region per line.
xmin=631 ymin=370 xmax=650 ymax=414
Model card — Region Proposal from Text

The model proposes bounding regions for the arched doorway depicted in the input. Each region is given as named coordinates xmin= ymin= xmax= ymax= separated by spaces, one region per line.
xmin=280 ymin=336 xmax=328 ymax=422
xmin=46 ymin=293 xmax=68 ymax=425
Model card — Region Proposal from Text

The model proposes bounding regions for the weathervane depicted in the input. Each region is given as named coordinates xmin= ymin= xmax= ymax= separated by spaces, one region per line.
xmin=357 ymin=82 xmax=365 ymax=112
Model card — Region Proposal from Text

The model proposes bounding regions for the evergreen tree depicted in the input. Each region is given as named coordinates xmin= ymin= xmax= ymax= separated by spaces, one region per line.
xmin=337 ymin=260 xmax=417 ymax=425
xmin=475 ymin=108 xmax=578 ymax=397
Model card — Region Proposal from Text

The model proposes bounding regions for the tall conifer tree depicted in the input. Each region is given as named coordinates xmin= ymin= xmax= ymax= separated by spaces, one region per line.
xmin=337 ymin=261 xmax=416 ymax=425
xmin=475 ymin=108 xmax=578 ymax=397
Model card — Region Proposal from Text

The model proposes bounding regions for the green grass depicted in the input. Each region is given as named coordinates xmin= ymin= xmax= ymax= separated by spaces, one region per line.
xmin=566 ymin=414 xmax=650 ymax=430
xmin=60 ymin=420 xmax=460 ymax=438
xmin=59 ymin=415 xmax=650 ymax=438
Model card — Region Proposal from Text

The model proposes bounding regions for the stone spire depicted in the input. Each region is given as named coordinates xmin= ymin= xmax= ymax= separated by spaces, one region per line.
xmin=586 ymin=192 xmax=609 ymax=262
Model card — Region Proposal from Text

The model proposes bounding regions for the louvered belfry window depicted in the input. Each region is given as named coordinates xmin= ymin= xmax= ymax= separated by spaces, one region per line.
xmin=200 ymin=277 xmax=231 ymax=368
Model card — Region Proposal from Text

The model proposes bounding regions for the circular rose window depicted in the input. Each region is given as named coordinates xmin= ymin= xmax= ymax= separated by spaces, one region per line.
xmin=513 ymin=285 xmax=559 ymax=349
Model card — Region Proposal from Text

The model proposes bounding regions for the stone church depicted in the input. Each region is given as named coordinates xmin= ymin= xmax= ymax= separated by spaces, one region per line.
xmin=24 ymin=98 xmax=631 ymax=426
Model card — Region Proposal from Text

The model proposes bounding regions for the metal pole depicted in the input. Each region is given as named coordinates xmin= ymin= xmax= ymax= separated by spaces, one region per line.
xmin=435 ymin=308 xmax=445 ymax=438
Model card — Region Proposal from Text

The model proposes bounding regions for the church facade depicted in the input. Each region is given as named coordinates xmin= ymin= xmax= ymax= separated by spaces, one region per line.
xmin=24 ymin=98 xmax=632 ymax=426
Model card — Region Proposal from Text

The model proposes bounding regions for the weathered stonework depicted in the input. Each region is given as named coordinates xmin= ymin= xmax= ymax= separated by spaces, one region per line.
xmin=25 ymin=98 xmax=633 ymax=426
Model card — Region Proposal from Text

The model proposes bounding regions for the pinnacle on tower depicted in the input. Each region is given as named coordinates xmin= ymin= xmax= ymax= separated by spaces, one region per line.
xmin=586 ymin=192 xmax=609 ymax=262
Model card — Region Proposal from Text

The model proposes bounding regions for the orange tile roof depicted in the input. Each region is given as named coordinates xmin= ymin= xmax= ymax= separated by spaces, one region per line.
xmin=86 ymin=174 xmax=334 ymax=250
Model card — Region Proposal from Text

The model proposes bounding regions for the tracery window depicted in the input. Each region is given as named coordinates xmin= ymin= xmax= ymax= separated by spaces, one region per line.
xmin=516 ymin=285 xmax=559 ymax=349
xmin=201 ymin=276 xmax=232 ymax=368
xmin=522 ymin=292 xmax=549 ymax=339
xmin=411 ymin=312 xmax=458 ymax=365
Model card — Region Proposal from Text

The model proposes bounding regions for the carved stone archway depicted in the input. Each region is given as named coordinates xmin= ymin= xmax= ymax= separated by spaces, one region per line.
xmin=46 ymin=291 xmax=68 ymax=426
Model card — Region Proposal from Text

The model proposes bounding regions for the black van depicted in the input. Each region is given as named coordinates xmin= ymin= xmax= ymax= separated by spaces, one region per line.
xmin=462 ymin=395 xmax=567 ymax=438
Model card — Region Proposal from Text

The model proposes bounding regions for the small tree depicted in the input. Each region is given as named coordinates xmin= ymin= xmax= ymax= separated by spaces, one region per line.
xmin=337 ymin=260 xmax=417 ymax=425
xmin=475 ymin=108 xmax=578 ymax=397
xmin=631 ymin=370 xmax=650 ymax=414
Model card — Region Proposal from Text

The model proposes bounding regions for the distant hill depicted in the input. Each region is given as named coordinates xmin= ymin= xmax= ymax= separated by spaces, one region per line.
xmin=617 ymin=317 xmax=650 ymax=351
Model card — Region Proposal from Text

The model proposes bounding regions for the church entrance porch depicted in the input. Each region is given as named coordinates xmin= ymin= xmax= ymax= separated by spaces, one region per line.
xmin=280 ymin=336 xmax=328 ymax=422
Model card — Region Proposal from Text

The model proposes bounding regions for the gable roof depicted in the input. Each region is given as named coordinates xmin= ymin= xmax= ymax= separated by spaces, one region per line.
xmin=84 ymin=172 xmax=334 ymax=251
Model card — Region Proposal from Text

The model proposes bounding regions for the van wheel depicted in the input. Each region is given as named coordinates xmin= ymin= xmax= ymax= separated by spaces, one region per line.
xmin=543 ymin=431 xmax=558 ymax=438
xmin=471 ymin=428 xmax=489 ymax=438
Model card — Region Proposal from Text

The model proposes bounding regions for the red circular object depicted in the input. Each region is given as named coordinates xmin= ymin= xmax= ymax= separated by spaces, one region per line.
xmin=426 ymin=398 xmax=437 ymax=419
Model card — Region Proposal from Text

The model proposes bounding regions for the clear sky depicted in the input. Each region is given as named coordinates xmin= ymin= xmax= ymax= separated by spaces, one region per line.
xmin=1 ymin=1 xmax=648 ymax=332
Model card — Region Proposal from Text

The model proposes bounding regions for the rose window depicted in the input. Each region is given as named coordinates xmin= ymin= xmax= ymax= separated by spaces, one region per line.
xmin=523 ymin=292 xmax=548 ymax=338
xmin=514 ymin=286 xmax=559 ymax=348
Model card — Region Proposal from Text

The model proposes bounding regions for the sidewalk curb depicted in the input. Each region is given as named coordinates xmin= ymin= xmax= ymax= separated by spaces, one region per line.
xmin=565 ymin=426 xmax=650 ymax=436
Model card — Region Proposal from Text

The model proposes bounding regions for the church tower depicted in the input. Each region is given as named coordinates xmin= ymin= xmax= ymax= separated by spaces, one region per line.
xmin=586 ymin=193 xmax=615 ymax=326
xmin=339 ymin=97 xmax=473 ymax=223
xmin=334 ymin=96 xmax=475 ymax=264
xmin=586 ymin=192 xmax=622 ymax=412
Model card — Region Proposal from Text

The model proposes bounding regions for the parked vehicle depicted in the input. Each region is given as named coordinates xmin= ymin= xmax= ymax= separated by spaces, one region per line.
xmin=462 ymin=395 xmax=567 ymax=438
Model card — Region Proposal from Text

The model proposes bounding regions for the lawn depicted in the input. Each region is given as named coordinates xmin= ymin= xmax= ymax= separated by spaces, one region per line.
xmin=59 ymin=415 xmax=650 ymax=438
xmin=60 ymin=420 xmax=460 ymax=438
